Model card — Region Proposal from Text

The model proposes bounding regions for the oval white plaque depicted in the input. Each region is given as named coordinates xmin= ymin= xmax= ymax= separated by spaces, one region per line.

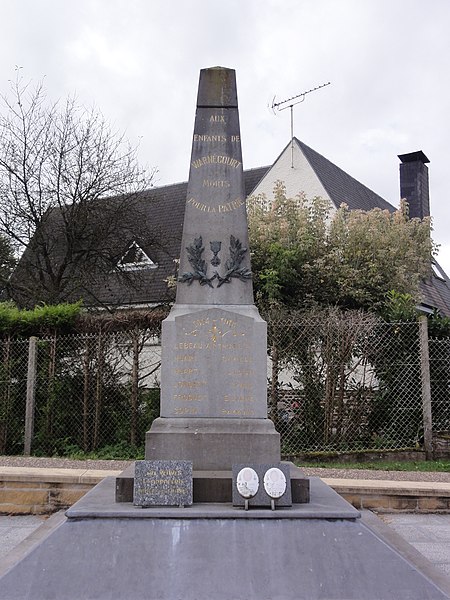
xmin=263 ymin=468 xmax=287 ymax=499
xmin=236 ymin=467 xmax=259 ymax=499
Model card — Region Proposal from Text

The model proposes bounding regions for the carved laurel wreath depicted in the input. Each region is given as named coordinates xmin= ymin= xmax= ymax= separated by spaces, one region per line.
xmin=178 ymin=235 xmax=252 ymax=288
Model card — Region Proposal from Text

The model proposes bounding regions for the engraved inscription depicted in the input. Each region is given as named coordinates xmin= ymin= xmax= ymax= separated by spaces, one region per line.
xmin=203 ymin=179 xmax=231 ymax=188
xmin=210 ymin=115 xmax=226 ymax=123
xmin=186 ymin=196 xmax=244 ymax=212
xmin=224 ymin=394 xmax=255 ymax=402
xmin=174 ymin=406 xmax=198 ymax=415
xmin=168 ymin=310 xmax=264 ymax=419
xmin=176 ymin=342 xmax=206 ymax=349
xmin=232 ymin=382 xmax=253 ymax=389
xmin=133 ymin=460 xmax=192 ymax=507
xmin=222 ymin=355 xmax=253 ymax=363
xmin=194 ymin=134 xmax=227 ymax=142
xmin=192 ymin=134 xmax=240 ymax=143
xmin=173 ymin=394 xmax=205 ymax=401
xmin=228 ymin=369 xmax=255 ymax=376
xmin=175 ymin=381 xmax=206 ymax=388
xmin=185 ymin=316 xmax=246 ymax=344
xmin=187 ymin=198 xmax=217 ymax=212
xmin=191 ymin=155 xmax=241 ymax=169
xmin=222 ymin=408 xmax=255 ymax=416
xmin=175 ymin=354 xmax=194 ymax=362
xmin=218 ymin=198 xmax=244 ymax=212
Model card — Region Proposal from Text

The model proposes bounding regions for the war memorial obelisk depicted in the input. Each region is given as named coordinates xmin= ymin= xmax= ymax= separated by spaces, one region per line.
xmin=146 ymin=67 xmax=280 ymax=469
xmin=1 ymin=68 xmax=450 ymax=600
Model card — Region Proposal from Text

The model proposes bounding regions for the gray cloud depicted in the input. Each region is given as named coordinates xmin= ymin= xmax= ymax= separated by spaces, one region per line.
xmin=1 ymin=0 xmax=449 ymax=269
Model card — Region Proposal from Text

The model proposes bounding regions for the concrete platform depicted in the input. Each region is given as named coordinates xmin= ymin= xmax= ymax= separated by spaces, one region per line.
xmin=70 ymin=475 xmax=356 ymax=520
xmin=1 ymin=477 xmax=450 ymax=599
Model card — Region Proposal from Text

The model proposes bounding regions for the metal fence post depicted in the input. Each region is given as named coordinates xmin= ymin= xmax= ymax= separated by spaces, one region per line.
xmin=419 ymin=316 xmax=433 ymax=459
xmin=24 ymin=336 xmax=38 ymax=456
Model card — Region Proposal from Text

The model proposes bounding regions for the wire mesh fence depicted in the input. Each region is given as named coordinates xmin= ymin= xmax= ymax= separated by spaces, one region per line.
xmin=0 ymin=313 xmax=448 ymax=458
xmin=0 ymin=337 xmax=29 ymax=456
xmin=429 ymin=337 xmax=450 ymax=456
xmin=0 ymin=328 xmax=162 ymax=457
xmin=267 ymin=312 xmax=424 ymax=456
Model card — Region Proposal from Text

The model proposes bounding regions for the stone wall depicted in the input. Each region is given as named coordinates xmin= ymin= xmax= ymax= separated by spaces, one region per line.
xmin=0 ymin=468 xmax=120 ymax=515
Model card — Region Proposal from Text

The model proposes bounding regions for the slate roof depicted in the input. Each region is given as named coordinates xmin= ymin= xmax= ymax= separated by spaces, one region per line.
xmin=296 ymin=139 xmax=396 ymax=212
xmin=69 ymin=166 xmax=269 ymax=308
xmin=420 ymin=275 xmax=450 ymax=317
xmin=11 ymin=139 xmax=450 ymax=316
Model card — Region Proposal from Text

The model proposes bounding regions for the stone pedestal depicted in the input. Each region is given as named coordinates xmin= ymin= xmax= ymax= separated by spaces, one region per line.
xmin=146 ymin=417 xmax=279 ymax=471
xmin=146 ymin=303 xmax=280 ymax=470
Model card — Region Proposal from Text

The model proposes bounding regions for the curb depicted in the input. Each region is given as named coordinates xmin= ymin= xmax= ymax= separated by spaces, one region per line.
xmin=0 ymin=467 xmax=121 ymax=515
xmin=323 ymin=477 xmax=450 ymax=512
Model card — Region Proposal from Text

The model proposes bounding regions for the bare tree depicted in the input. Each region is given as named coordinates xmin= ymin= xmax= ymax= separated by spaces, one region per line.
xmin=0 ymin=77 xmax=155 ymax=306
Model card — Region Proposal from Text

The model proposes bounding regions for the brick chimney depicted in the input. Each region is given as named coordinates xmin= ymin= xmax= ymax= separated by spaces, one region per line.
xmin=398 ymin=150 xmax=430 ymax=219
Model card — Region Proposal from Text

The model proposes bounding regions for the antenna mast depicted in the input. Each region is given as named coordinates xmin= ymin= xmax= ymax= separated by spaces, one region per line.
xmin=270 ymin=82 xmax=331 ymax=168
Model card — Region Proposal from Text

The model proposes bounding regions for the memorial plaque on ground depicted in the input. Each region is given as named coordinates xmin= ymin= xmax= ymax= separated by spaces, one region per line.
xmin=232 ymin=463 xmax=292 ymax=508
xmin=133 ymin=460 xmax=193 ymax=507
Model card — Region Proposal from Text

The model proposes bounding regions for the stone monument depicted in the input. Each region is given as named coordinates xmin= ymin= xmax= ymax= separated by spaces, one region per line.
xmin=145 ymin=67 xmax=280 ymax=470
xmin=1 ymin=67 xmax=449 ymax=600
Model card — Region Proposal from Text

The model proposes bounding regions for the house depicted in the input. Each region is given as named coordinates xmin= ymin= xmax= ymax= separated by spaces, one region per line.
xmin=10 ymin=138 xmax=450 ymax=315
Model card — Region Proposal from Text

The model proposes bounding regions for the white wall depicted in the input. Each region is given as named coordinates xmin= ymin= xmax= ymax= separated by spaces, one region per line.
xmin=251 ymin=140 xmax=333 ymax=207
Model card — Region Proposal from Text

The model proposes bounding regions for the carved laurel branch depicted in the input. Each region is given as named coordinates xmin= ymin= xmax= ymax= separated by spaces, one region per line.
xmin=178 ymin=236 xmax=215 ymax=287
xmin=216 ymin=235 xmax=252 ymax=287
xmin=178 ymin=235 xmax=252 ymax=288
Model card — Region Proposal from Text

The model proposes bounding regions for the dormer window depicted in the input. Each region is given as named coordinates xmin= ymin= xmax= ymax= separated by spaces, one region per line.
xmin=432 ymin=260 xmax=447 ymax=281
xmin=117 ymin=241 xmax=157 ymax=272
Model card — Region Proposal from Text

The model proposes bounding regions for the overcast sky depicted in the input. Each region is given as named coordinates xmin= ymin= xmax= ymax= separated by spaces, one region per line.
xmin=2 ymin=0 xmax=450 ymax=272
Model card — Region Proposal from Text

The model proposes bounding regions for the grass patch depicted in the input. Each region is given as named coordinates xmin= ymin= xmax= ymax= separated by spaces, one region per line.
xmin=47 ymin=442 xmax=145 ymax=461
xmin=296 ymin=460 xmax=450 ymax=472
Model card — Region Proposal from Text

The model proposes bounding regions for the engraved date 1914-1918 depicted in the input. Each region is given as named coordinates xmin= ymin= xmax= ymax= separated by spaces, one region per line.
xmin=178 ymin=235 xmax=252 ymax=288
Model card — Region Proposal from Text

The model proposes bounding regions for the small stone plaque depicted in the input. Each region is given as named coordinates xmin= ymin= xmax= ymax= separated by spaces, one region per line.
xmin=264 ymin=467 xmax=287 ymax=499
xmin=236 ymin=467 xmax=259 ymax=498
xmin=232 ymin=463 xmax=292 ymax=508
xmin=133 ymin=460 xmax=193 ymax=507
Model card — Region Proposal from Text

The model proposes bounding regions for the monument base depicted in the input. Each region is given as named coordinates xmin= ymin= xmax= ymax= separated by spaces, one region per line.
xmin=115 ymin=461 xmax=310 ymax=504
xmin=145 ymin=417 xmax=280 ymax=470
xmin=2 ymin=477 xmax=450 ymax=599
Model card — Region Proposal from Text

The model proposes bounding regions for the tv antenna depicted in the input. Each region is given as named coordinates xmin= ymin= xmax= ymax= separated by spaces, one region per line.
xmin=270 ymin=82 xmax=331 ymax=167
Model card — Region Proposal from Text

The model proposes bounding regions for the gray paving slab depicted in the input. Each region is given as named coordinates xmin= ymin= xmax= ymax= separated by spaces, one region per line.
xmin=0 ymin=511 xmax=67 ymax=580
xmin=0 ymin=515 xmax=46 ymax=560
xmin=379 ymin=512 xmax=450 ymax=578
